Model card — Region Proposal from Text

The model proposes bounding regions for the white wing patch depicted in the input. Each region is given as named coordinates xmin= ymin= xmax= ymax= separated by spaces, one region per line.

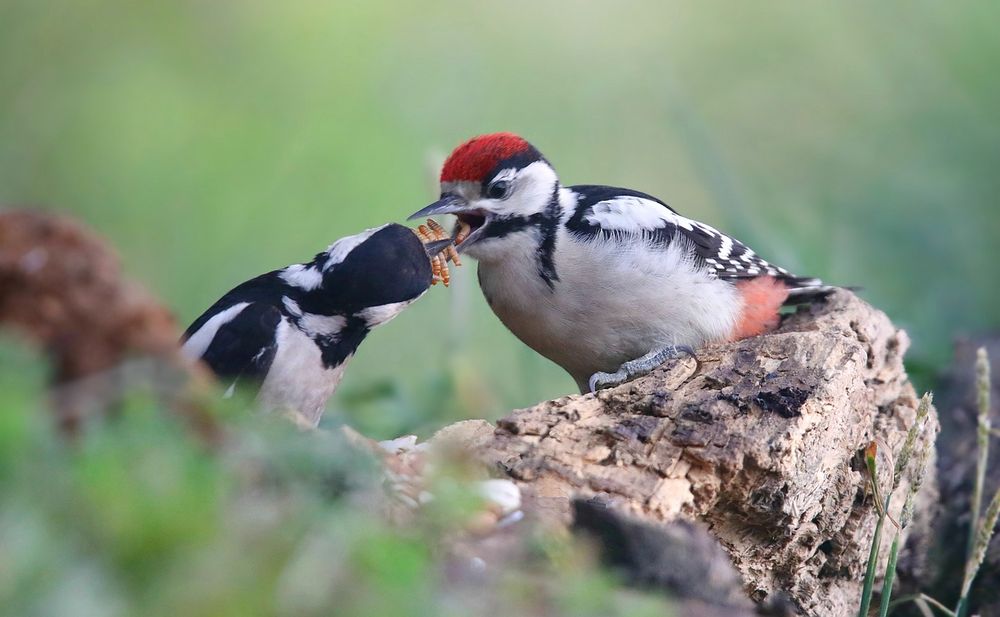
xmin=181 ymin=302 xmax=251 ymax=360
xmin=358 ymin=299 xmax=417 ymax=327
xmin=585 ymin=195 xmax=718 ymax=235
xmin=587 ymin=196 xmax=677 ymax=232
xmin=580 ymin=194 xmax=797 ymax=280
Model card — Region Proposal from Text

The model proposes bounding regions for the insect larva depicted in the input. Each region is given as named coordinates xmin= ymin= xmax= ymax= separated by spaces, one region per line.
xmin=453 ymin=220 xmax=472 ymax=247
xmin=426 ymin=219 xmax=461 ymax=266
xmin=413 ymin=220 xmax=458 ymax=287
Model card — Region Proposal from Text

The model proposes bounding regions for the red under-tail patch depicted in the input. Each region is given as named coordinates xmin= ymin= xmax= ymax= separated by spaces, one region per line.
xmin=731 ymin=277 xmax=790 ymax=341
xmin=440 ymin=132 xmax=534 ymax=183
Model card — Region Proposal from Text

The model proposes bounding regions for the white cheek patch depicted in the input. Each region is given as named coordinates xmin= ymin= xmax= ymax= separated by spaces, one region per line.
xmin=358 ymin=299 xmax=417 ymax=327
xmin=298 ymin=313 xmax=347 ymax=338
xmin=491 ymin=161 xmax=558 ymax=218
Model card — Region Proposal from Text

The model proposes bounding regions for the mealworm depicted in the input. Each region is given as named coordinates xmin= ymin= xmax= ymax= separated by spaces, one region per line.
xmin=454 ymin=220 xmax=472 ymax=247
xmin=413 ymin=220 xmax=457 ymax=287
xmin=426 ymin=219 xmax=461 ymax=266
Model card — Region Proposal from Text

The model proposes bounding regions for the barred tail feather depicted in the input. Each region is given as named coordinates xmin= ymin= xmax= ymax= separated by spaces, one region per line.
xmin=783 ymin=278 xmax=839 ymax=305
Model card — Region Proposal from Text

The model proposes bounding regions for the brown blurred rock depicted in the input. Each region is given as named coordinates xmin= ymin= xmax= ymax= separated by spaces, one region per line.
xmin=437 ymin=290 xmax=937 ymax=617
xmin=0 ymin=208 xmax=217 ymax=440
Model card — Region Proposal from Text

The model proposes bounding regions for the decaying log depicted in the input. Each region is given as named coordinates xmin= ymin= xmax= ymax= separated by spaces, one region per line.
xmin=432 ymin=291 xmax=938 ymax=616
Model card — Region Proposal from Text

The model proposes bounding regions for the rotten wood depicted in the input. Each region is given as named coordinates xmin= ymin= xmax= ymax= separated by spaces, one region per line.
xmin=432 ymin=290 xmax=939 ymax=617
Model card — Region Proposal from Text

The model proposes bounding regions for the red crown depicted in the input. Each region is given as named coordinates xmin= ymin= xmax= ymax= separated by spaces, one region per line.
xmin=440 ymin=132 xmax=534 ymax=183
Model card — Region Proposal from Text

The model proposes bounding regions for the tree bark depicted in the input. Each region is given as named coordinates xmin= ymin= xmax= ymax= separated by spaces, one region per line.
xmin=432 ymin=291 xmax=938 ymax=617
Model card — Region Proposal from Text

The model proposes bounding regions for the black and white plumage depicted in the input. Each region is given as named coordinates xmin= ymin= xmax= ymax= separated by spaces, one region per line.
xmin=181 ymin=223 xmax=450 ymax=425
xmin=410 ymin=133 xmax=835 ymax=393
xmin=563 ymin=185 xmax=827 ymax=302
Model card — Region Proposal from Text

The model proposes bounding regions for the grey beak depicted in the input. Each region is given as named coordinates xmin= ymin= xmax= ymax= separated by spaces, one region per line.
xmin=423 ymin=238 xmax=453 ymax=258
xmin=407 ymin=194 xmax=469 ymax=220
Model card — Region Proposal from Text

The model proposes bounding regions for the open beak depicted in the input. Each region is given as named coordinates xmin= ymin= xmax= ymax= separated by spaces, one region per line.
xmin=422 ymin=239 xmax=453 ymax=259
xmin=407 ymin=193 xmax=471 ymax=219
xmin=408 ymin=194 xmax=490 ymax=253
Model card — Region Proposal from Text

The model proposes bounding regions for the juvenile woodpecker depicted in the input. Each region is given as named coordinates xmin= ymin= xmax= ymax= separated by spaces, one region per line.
xmin=410 ymin=133 xmax=833 ymax=393
xmin=181 ymin=223 xmax=451 ymax=425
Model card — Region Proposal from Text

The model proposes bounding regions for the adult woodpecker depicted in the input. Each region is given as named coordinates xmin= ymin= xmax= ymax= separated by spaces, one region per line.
xmin=410 ymin=133 xmax=833 ymax=393
xmin=181 ymin=223 xmax=451 ymax=425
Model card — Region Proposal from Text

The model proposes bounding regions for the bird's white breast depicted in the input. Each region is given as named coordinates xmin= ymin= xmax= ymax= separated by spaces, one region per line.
xmin=256 ymin=318 xmax=347 ymax=426
xmin=477 ymin=230 xmax=741 ymax=389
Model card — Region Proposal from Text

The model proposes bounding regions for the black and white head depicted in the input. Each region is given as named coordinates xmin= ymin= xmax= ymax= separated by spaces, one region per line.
xmin=409 ymin=133 xmax=560 ymax=261
xmin=285 ymin=223 xmax=451 ymax=327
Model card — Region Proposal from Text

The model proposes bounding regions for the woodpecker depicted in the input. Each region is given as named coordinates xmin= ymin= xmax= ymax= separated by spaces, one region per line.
xmin=410 ymin=133 xmax=833 ymax=393
xmin=181 ymin=223 xmax=451 ymax=425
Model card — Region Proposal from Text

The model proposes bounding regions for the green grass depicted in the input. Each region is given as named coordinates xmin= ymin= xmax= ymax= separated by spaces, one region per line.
xmin=873 ymin=352 xmax=999 ymax=616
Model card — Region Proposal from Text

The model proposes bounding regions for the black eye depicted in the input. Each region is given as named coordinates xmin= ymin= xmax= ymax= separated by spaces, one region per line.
xmin=486 ymin=179 xmax=510 ymax=199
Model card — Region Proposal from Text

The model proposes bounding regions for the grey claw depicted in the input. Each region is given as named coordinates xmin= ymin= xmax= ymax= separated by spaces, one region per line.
xmin=589 ymin=345 xmax=700 ymax=393
xmin=675 ymin=345 xmax=697 ymax=360
xmin=588 ymin=369 xmax=628 ymax=393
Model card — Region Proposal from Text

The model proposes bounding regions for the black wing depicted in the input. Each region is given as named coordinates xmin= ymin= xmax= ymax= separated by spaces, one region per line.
xmin=185 ymin=301 xmax=282 ymax=394
xmin=182 ymin=271 xmax=283 ymax=339
xmin=566 ymin=185 xmax=824 ymax=292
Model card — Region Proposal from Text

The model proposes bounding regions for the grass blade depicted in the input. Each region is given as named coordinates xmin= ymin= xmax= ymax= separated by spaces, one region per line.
xmin=859 ymin=441 xmax=888 ymax=617
xmin=879 ymin=410 xmax=934 ymax=617
xmin=889 ymin=593 xmax=956 ymax=616
xmin=878 ymin=532 xmax=901 ymax=617
xmin=966 ymin=349 xmax=991 ymax=553
xmin=956 ymin=347 xmax=992 ymax=617
xmin=893 ymin=393 xmax=932 ymax=490
xmin=956 ymin=486 xmax=1000 ymax=616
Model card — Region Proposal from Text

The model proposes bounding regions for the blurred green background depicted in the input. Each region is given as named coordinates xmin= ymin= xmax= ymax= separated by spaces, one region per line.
xmin=2 ymin=1 xmax=999 ymax=437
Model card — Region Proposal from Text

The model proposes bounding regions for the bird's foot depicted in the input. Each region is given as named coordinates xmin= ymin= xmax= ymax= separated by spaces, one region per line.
xmin=588 ymin=345 xmax=698 ymax=393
